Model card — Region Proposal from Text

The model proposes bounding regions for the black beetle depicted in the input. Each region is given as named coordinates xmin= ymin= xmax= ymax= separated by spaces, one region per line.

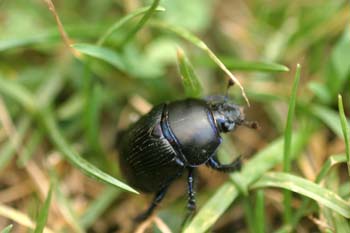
xmin=117 ymin=95 xmax=256 ymax=221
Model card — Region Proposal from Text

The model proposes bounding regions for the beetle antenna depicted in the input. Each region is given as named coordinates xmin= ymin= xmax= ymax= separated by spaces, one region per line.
xmin=225 ymin=79 xmax=235 ymax=101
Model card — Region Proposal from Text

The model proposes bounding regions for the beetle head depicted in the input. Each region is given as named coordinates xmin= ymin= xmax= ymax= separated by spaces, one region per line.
xmin=208 ymin=96 xmax=258 ymax=133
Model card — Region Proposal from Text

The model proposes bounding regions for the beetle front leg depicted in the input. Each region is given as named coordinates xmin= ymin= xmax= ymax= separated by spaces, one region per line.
xmin=134 ymin=185 xmax=169 ymax=222
xmin=206 ymin=155 xmax=242 ymax=173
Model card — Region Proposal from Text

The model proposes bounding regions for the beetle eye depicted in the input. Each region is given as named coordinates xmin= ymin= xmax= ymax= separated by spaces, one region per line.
xmin=224 ymin=122 xmax=235 ymax=131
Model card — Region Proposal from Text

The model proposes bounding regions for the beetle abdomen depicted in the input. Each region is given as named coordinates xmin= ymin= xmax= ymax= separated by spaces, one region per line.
xmin=118 ymin=104 xmax=184 ymax=192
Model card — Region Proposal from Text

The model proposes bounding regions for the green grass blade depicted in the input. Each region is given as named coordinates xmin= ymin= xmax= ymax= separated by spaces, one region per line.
xmin=50 ymin=171 xmax=84 ymax=233
xmin=310 ymin=104 xmax=349 ymax=138
xmin=252 ymin=172 xmax=350 ymax=218
xmin=286 ymin=154 xmax=347 ymax=231
xmin=177 ymin=48 xmax=203 ymax=98
xmin=199 ymin=56 xmax=289 ymax=72
xmin=84 ymin=83 xmax=104 ymax=157
xmin=80 ymin=186 xmax=121 ymax=229
xmin=183 ymin=182 xmax=239 ymax=233
xmin=39 ymin=108 xmax=138 ymax=194
xmin=72 ymin=44 xmax=127 ymax=72
xmin=255 ymin=190 xmax=265 ymax=233
xmin=0 ymin=34 xmax=57 ymax=52
xmin=283 ymin=64 xmax=301 ymax=223
xmin=184 ymin=131 xmax=309 ymax=233
xmin=338 ymin=94 xmax=350 ymax=175
xmin=17 ymin=129 xmax=43 ymax=167
xmin=97 ymin=6 xmax=165 ymax=46
xmin=151 ymin=20 xmax=249 ymax=105
xmin=222 ymin=58 xmax=289 ymax=72
xmin=33 ymin=186 xmax=53 ymax=233
xmin=0 ymin=78 xmax=37 ymax=113
xmin=315 ymin=154 xmax=347 ymax=183
xmin=242 ymin=198 xmax=256 ymax=233
xmin=334 ymin=213 xmax=350 ymax=232
xmin=118 ymin=0 xmax=161 ymax=47
xmin=0 ymin=118 xmax=31 ymax=172
xmin=1 ymin=225 xmax=13 ymax=233
xmin=0 ymin=78 xmax=138 ymax=194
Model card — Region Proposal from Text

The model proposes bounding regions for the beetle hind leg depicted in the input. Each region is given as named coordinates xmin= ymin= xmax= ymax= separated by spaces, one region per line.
xmin=206 ymin=155 xmax=242 ymax=173
xmin=187 ymin=167 xmax=196 ymax=212
xmin=134 ymin=185 xmax=169 ymax=222
xmin=181 ymin=167 xmax=197 ymax=227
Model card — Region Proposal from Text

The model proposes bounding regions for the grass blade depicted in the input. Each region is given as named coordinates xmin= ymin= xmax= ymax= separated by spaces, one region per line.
xmin=151 ymin=20 xmax=250 ymax=105
xmin=17 ymin=129 xmax=43 ymax=167
xmin=177 ymin=48 xmax=203 ymax=98
xmin=0 ymin=205 xmax=54 ymax=233
xmin=333 ymin=213 xmax=350 ymax=232
xmin=0 ymin=118 xmax=31 ymax=172
xmin=252 ymin=172 xmax=350 ymax=218
xmin=222 ymin=58 xmax=289 ymax=72
xmin=80 ymin=186 xmax=121 ymax=229
xmin=0 ymin=78 xmax=37 ymax=113
xmin=118 ymin=0 xmax=161 ymax=47
xmin=242 ymin=198 xmax=256 ymax=233
xmin=184 ymin=130 xmax=309 ymax=233
xmin=283 ymin=64 xmax=301 ymax=223
xmin=199 ymin=56 xmax=290 ymax=72
xmin=338 ymin=94 xmax=350 ymax=175
xmin=72 ymin=44 xmax=127 ymax=72
xmin=0 ymin=34 xmax=57 ymax=52
xmin=255 ymin=190 xmax=265 ymax=233
xmin=310 ymin=104 xmax=349 ymax=138
xmin=315 ymin=154 xmax=347 ymax=183
xmin=97 ymin=6 xmax=165 ymax=46
xmin=1 ymin=225 xmax=13 ymax=233
xmin=39 ymin=108 xmax=138 ymax=194
xmin=0 ymin=78 xmax=138 ymax=194
xmin=34 ymin=186 xmax=53 ymax=233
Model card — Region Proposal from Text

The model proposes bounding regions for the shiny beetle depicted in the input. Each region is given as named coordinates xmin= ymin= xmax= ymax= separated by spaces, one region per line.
xmin=117 ymin=96 xmax=256 ymax=221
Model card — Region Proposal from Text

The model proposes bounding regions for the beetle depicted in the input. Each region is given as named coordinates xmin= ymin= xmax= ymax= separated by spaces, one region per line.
xmin=116 ymin=94 xmax=256 ymax=221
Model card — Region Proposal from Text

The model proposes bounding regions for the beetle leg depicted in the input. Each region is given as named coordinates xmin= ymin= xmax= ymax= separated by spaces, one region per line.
xmin=207 ymin=155 xmax=242 ymax=173
xmin=134 ymin=185 xmax=169 ymax=222
xmin=187 ymin=167 xmax=196 ymax=212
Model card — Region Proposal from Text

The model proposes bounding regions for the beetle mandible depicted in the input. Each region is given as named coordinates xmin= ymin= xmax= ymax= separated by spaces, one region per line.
xmin=116 ymin=90 xmax=257 ymax=221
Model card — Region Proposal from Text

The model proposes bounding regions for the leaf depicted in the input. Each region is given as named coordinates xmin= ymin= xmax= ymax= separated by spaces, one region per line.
xmin=251 ymin=172 xmax=350 ymax=218
xmin=177 ymin=48 xmax=203 ymax=98
xmin=34 ymin=187 xmax=53 ymax=233
xmin=72 ymin=44 xmax=127 ymax=72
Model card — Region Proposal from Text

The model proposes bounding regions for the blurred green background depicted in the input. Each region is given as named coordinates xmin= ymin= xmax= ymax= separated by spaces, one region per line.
xmin=0 ymin=0 xmax=349 ymax=232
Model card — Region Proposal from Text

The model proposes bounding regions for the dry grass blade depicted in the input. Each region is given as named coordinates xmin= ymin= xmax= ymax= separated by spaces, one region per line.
xmin=0 ymin=205 xmax=55 ymax=233
xmin=154 ymin=217 xmax=173 ymax=233
xmin=41 ymin=0 xmax=79 ymax=57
